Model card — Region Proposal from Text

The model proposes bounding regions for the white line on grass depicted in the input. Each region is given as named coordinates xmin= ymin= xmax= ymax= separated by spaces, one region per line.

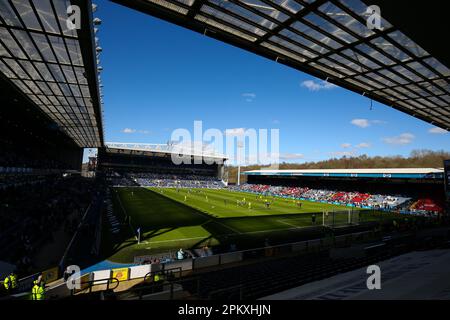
xmin=210 ymin=220 xmax=242 ymax=234
xmin=276 ymin=219 xmax=302 ymax=229
xmin=143 ymin=236 xmax=209 ymax=245
xmin=155 ymin=189 xmax=243 ymax=235
xmin=139 ymin=224 xmax=319 ymax=246
xmin=115 ymin=190 xmax=137 ymax=238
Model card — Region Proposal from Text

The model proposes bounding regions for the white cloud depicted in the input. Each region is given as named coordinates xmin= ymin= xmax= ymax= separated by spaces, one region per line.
xmin=350 ymin=119 xmax=386 ymax=128
xmin=356 ymin=142 xmax=371 ymax=148
xmin=341 ymin=143 xmax=352 ymax=149
xmin=383 ymin=133 xmax=415 ymax=145
xmin=351 ymin=119 xmax=370 ymax=128
xmin=279 ymin=153 xmax=304 ymax=160
xmin=301 ymin=79 xmax=336 ymax=91
xmin=428 ymin=127 xmax=447 ymax=134
xmin=224 ymin=128 xmax=246 ymax=136
xmin=371 ymin=120 xmax=387 ymax=125
xmin=330 ymin=151 xmax=355 ymax=157
xmin=122 ymin=128 xmax=150 ymax=134
xmin=242 ymin=93 xmax=256 ymax=102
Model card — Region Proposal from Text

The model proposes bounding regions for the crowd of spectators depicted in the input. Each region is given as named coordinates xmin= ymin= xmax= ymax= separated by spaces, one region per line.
xmin=0 ymin=175 xmax=96 ymax=276
xmin=127 ymin=172 xmax=224 ymax=189
xmin=232 ymin=184 xmax=443 ymax=215
xmin=105 ymin=172 xmax=139 ymax=187
xmin=0 ymin=140 xmax=67 ymax=170
xmin=408 ymin=198 xmax=445 ymax=216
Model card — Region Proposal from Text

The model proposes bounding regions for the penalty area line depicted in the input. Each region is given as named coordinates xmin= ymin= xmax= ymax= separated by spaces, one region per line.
xmin=276 ymin=219 xmax=303 ymax=229
xmin=137 ymin=224 xmax=322 ymax=247
xmin=143 ymin=236 xmax=209 ymax=245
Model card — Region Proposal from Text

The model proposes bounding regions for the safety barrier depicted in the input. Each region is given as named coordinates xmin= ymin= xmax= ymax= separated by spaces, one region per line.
xmin=6 ymin=229 xmax=378 ymax=299
xmin=74 ymin=277 xmax=120 ymax=295
xmin=128 ymin=268 xmax=190 ymax=300
xmin=71 ymin=266 xmax=183 ymax=297
xmin=0 ymin=264 xmax=60 ymax=297
xmin=156 ymin=229 xmax=378 ymax=276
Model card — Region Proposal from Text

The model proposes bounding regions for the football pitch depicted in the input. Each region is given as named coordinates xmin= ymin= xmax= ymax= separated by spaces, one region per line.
xmin=102 ymin=187 xmax=386 ymax=263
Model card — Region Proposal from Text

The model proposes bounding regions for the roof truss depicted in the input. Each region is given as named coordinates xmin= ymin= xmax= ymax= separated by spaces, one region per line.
xmin=0 ymin=0 xmax=103 ymax=147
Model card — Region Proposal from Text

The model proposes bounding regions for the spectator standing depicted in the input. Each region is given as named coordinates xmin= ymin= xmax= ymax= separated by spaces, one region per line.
xmin=177 ymin=248 xmax=185 ymax=260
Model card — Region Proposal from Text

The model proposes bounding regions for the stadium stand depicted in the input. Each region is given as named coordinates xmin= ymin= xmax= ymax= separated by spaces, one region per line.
xmin=112 ymin=222 xmax=450 ymax=301
xmin=98 ymin=145 xmax=224 ymax=178
xmin=0 ymin=0 xmax=449 ymax=302
xmin=0 ymin=176 xmax=97 ymax=275
xmin=106 ymin=172 xmax=139 ymax=187
xmin=263 ymin=247 xmax=450 ymax=300
xmin=129 ymin=173 xmax=224 ymax=189
xmin=232 ymin=183 xmax=436 ymax=213
xmin=410 ymin=198 xmax=445 ymax=215
xmin=241 ymin=168 xmax=445 ymax=215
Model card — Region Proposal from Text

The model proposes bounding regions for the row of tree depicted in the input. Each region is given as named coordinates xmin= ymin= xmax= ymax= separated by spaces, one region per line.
xmin=225 ymin=150 xmax=449 ymax=184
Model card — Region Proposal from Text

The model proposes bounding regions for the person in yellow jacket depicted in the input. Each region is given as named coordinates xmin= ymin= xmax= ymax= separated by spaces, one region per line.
xmin=3 ymin=275 xmax=10 ymax=292
xmin=154 ymin=272 xmax=164 ymax=292
xmin=3 ymin=273 xmax=17 ymax=292
xmin=31 ymin=280 xmax=45 ymax=300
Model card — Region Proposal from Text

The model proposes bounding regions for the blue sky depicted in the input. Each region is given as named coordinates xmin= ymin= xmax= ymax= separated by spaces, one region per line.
xmin=86 ymin=0 xmax=449 ymax=163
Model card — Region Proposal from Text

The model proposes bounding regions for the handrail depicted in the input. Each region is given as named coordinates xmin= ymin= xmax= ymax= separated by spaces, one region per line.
xmin=74 ymin=277 xmax=120 ymax=295
xmin=142 ymin=266 xmax=182 ymax=282
xmin=70 ymin=266 xmax=183 ymax=297
xmin=130 ymin=268 xmax=184 ymax=300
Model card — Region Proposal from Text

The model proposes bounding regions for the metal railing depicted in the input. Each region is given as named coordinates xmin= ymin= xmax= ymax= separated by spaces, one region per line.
xmin=71 ymin=266 xmax=183 ymax=298
xmin=73 ymin=277 xmax=120 ymax=295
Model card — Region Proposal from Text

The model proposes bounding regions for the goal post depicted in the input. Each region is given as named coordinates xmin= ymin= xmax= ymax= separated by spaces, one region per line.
xmin=322 ymin=209 xmax=361 ymax=227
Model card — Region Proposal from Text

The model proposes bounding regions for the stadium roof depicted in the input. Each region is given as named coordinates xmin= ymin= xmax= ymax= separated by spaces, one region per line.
xmin=0 ymin=0 xmax=104 ymax=147
xmin=105 ymin=142 xmax=228 ymax=159
xmin=244 ymin=168 xmax=444 ymax=179
xmin=112 ymin=0 xmax=450 ymax=130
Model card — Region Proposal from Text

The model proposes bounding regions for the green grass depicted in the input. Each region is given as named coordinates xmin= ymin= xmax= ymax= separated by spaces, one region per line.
xmin=151 ymin=188 xmax=347 ymax=218
xmin=101 ymin=187 xmax=389 ymax=263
